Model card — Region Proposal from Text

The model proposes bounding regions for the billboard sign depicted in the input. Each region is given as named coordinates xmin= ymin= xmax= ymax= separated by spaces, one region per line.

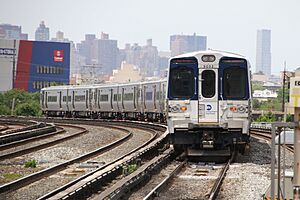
xmin=54 ymin=50 xmax=64 ymax=62
xmin=0 ymin=48 xmax=16 ymax=56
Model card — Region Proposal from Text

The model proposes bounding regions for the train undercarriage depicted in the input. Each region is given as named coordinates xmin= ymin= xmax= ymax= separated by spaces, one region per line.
xmin=44 ymin=111 xmax=165 ymax=122
xmin=169 ymin=126 xmax=250 ymax=157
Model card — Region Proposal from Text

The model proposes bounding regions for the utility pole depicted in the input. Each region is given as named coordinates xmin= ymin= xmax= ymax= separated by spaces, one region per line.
xmin=282 ymin=61 xmax=286 ymax=118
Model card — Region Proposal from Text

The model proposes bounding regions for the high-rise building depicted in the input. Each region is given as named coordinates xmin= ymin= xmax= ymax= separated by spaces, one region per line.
xmin=170 ymin=33 xmax=207 ymax=56
xmin=78 ymin=34 xmax=97 ymax=65
xmin=0 ymin=24 xmax=28 ymax=40
xmin=97 ymin=32 xmax=118 ymax=74
xmin=256 ymin=29 xmax=271 ymax=76
xmin=121 ymin=39 xmax=159 ymax=76
xmin=78 ymin=32 xmax=118 ymax=75
xmin=35 ymin=21 xmax=50 ymax=41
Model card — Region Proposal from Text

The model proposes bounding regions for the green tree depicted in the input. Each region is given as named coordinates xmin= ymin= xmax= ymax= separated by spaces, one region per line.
xmin=251 ymin=83 xmax=264 ymax=92
xmin=256 ymin=112 xmax=276 ymax=122
xmin=252 ymin=99 xmax=261 ymax=110
xmin=15 ymin=102 xmax=41 ymax=116
xmin=0 ymin=105 xmax=10 ymax=115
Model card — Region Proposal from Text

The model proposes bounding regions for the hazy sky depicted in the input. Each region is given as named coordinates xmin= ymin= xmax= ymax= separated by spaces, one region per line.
xmin=1 ymin=0 xmax=299 ymax=74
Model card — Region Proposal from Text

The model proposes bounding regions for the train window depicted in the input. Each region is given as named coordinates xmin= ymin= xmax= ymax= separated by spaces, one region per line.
xmin=201 ymin=70 xmax=215 ymax=98
xmin=75 ymin=95 xmax=85 ymax=102
xmin=123 ymin=93 xmax=133 ymax=101
xmin=113 ymin=94 xmax=121 ymax=101
xmin=169 ymin=66 xmax=195 ymax=99
xmin=146 ymin=92 xmax=152 ymax=100
xmin=63 ymin=96 xmax=71 ymax=102
xmin=223 ymin=67 xmax=247 ymax=99
xmin=48 ymin=96 xmax=57 ymax=102
xmin=100 ymin=94 xmax=109 ymax=102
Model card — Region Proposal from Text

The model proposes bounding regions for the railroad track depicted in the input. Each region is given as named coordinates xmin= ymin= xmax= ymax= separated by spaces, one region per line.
xmin=1 ymin=120 xmax=167 ymax=200
xmin=37 ymin=122 xmax=167 ymax=200
xmin=0 ymin=124 xmax=131 ymax=194
xmin=0 ymin=124 xmax=9 ymax=132
xmin=139 ymin=154 xmax=233 ymax=200
xmin=250 ymin=128 xmax=294 ymax=153
xmin=0 ymin=124 xmax=89 ymax=160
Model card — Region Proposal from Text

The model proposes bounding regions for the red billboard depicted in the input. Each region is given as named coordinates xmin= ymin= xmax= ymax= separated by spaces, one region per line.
xmin=54 ymin=50 xmax=64 ymax=62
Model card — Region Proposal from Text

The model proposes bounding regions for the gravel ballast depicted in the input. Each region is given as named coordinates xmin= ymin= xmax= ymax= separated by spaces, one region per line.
xmin=2 ymin=126 xmax=153 ymax=200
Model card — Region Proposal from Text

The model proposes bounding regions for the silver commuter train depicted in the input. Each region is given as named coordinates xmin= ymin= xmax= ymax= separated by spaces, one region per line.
xmin=166 ymin=50 xmax=252 ymax=154
xmin=41 ymin=80 xmax=167 ymax=121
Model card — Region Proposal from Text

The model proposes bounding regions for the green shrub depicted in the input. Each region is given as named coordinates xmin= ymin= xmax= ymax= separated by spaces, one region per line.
xmin=15 ymin=102 xmax=41 ymax=116
xmin=127 ymin=164 xmax=137 ymax=174
xmin=255 ymin=112 xmax=276 ymax=122
xmin=24 ymin=160 xmax=37 ymax=168
xmin=0 ymin=104 xmax=10 ymax=115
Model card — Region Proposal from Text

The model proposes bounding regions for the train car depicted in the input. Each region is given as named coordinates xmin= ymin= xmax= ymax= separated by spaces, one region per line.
xmin=41 ymin=86 xmax=69 ymax=117
xmin=140 ymin=80 xmax=167 ymax=121
xmin=41 ymin=79 xmax=167 ymax=122
xmin=69 ymin=85 xmax=96 ymax=117
xmin=167 ymin=50 xmax=251 ymax=155
xmin=118 ymin=82 xmax=140 ymax=119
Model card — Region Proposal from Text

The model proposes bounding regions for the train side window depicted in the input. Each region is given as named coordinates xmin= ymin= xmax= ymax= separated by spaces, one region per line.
xmin=100 ymin=94 xmax=109 ymax=101
xmin=48 ymin=96 xmax=57 ymax=102
xmin=146 ymin=92 xmax=152 ymax=100
xmin=113 ymin=94 xmax=118 ymax=101
xmin=201 ymin=70 xmax=215 ymax=98
xmin=123 ymin=93 xmax=133 ymax=101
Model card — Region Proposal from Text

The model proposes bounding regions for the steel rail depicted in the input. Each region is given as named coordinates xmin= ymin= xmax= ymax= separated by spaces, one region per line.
xmin=143 ymin=159 xmax=186 ymax=200
xmin=38 ymin=124 xmax=167 ymax=200
xmin=0 ymin=126 xmax=64 ymax=151
xmin=0 ymin=124 xmax=56 ymax=145
xmin=0 ymin=125 xmax=9 ymax=132
xmin=250 ymin=129 xmax=294 ymax=153
xmin=98 ymin=148 xmax=173 ymax=200
xmin=208 ymin=153 xmax=234 ymax=200
xmin=0 ymin=125 xmax=86 ymax=160
xmin=0 ymin=125 xmax=131 ymax=194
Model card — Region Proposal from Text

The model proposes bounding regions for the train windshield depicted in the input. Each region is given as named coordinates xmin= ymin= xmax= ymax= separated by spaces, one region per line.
xmin=219 ymin=58 xmax=249 ymax=100
xmin=168 ymin=58 xmax=198 ymax=100
xmin=224 ymin=67 xmax=247 ymax=99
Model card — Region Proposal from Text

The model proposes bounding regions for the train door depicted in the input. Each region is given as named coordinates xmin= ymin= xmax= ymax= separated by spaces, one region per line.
xmin=72 ymin=91 xmax=75 ymax=110
xmin=59 ymin=91 xmax=62 ymax=109
xmin=45 ymin=92 xmax=48 ymax=108
xmin=88 ymin=89 xmax=92 ymax=110
xmin=86 ymin=90 xmax=89 ymax=110
xmin=97 ymin=89 xmax=101 ymax=109
xmin=153 ymin=85 xmax=157 ymax=110
xmin=198 ymin=68 xmax=218 ymax=122
xmin=110 ymin=89 xmax=113 ymax=110
xmin=121 ymin=87 xmax=125 ymax=110
xmin=66 ymin=89 xmax=69 ymax=111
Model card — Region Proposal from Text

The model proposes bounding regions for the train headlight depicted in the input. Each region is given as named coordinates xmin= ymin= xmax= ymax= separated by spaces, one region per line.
xmin=237 ymin=105 xmax=247 ymax=113
xmin=201 ymin=55 xmax=216 ymax=62
xmin=170 ymin=105 xmax=180 ymax=113
xmin=180 ymin=106 xmax=187 ymax=111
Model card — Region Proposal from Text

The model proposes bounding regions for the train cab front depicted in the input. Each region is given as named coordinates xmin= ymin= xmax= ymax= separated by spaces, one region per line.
xmin=167 ymin=53 xmax=251 ymax=158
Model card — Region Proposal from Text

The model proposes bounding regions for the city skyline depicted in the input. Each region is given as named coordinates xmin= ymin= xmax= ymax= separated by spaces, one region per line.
xmin=1 ymin=0 xmax=299 ymax=74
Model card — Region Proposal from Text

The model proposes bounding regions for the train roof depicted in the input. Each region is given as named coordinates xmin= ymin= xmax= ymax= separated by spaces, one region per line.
xmin=171 ymin=49 xmax=246 ymax=60
xmin=40 ymin=79 xmax=167 ymax=91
